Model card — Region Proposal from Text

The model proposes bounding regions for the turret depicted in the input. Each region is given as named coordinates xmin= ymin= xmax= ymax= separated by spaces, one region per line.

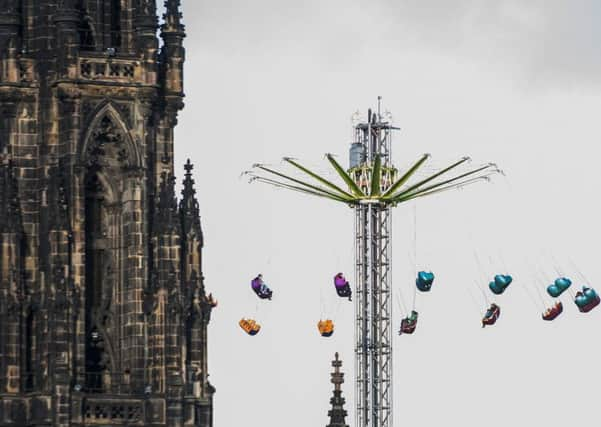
xmin=135 ymin=0 xmax=159 ymax=82
xmin=160 ymin=0 xmax=185 ymax=136
xmin=161 ymin=0 xmax=185 ymax=97
xmin=154 ymin=1 xmax=186 ymax=179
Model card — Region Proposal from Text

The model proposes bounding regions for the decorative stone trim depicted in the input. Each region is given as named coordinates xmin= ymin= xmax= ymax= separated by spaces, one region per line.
xmin=79 ymin=58 xmax=139 ymax=82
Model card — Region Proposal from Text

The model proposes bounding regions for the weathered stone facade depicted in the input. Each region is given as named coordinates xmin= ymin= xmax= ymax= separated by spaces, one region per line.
xmin=0 ymin=1 xmax=216 ymax=426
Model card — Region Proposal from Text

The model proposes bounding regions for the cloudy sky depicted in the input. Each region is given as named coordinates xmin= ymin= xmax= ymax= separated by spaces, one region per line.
xmin=167 ymin=1 xmax=601 ymax=426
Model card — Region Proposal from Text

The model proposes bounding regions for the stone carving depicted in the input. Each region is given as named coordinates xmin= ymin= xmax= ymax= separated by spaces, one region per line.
xmin=85 ymin=114 xmax=133 ymax=170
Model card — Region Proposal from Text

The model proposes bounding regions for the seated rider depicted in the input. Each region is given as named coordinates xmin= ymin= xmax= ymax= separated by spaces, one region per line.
xmin=334 ymin=273 xmax=352 ymax=301
xmin=253 ymin=274 xmax=271 ymax=297
xmin=484 ymin=303 xmax=499 ymax=320
xmin=334 ymin=273 xmax=348 ymax=287
xmin=399 ymin=312 xmax=418 ymax=335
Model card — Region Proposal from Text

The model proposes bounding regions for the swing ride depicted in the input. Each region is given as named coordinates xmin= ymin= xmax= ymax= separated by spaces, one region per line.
xmin=244 ymin=99 xmax=499 ymax=427
xmin=239 ymin=99 xmax=600 ymax=427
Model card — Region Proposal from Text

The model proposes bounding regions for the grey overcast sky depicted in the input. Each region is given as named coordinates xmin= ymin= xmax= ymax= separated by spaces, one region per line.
xmin=168 ymin=1 xmax=601 ymax=426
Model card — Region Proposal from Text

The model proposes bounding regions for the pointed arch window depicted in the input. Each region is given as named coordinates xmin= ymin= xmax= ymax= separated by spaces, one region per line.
xmin=80 ymin=106 xmax=141 ymax=393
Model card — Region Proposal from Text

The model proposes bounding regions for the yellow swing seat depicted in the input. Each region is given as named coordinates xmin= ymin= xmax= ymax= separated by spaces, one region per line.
xmin=239 ymin=318 xmax=261 ymax=336
xmin=317 ymin=319 xmax=334 ymax=337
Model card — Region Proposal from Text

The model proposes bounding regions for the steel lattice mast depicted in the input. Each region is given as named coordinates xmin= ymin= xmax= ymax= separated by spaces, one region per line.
xmin=353 ymin=105 xmax=394 ymax=427
xmin=245 ymin=100 xmax=499 ymax=427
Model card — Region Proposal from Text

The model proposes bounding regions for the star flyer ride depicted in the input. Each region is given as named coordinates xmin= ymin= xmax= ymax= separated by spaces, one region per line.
xmin=244 ymin=100 xmax=500 ymax=427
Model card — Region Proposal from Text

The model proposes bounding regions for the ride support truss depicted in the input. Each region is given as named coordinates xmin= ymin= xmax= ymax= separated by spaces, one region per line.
xmin=355 ymin=202 xmax=393 ymax=427
xmin=354 ymin=108 xmax=394 ymax=427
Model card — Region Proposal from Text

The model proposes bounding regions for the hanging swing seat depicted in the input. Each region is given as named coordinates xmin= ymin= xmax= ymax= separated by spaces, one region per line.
xmin=399 ymin=311 xmax=418 ymax=335
xmin=482 ymin=303 xmax=500 ymax=327
xmin=489 ymin=274 xmax=512 ymax=295
xmin=542 ymin=301 xmax=563 ymax=321
xmin=334 ymin=273 xmax=352 ymax=301
xmin=416 ymin=271 xmax=434 ymax=292
xmin=251 ymin=276 xmax=273 ymax=300
xmin=575 ymin=287 xmax=600 ymax=313
xmin=547 ymin=277 xmax=572 ymax=298
xmin=239 ymin=318 xmax=261 ymax=336
xmin=318 ymin=319 xmax=334 ymax=337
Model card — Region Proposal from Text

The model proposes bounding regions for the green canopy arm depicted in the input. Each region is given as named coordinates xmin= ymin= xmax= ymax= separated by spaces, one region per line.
xmin=283 ymin=157 xmax=356 ymax=199
xmin=384 ymin=156 xmax=471 ymax=201
xmin=254 ymin=164 xmax=355 ymax=202
xmin=325 ymin=154 xmax=364 ymax=197
xmin=389 ymin=164 xmax=496 ymax=203
xmin=381 ymin=153 xmax=430 ymax=198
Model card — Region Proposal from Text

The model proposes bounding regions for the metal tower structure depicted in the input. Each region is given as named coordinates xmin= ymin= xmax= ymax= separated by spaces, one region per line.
xmin=352 ymin=104 xmax=395 ymax=427
xmin=246 ymin=99 xmax=499 ymax=427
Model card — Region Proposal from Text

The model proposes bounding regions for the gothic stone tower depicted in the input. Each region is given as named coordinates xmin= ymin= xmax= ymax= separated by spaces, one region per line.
xmin=0 ymin=1 xmax=216 ymax=426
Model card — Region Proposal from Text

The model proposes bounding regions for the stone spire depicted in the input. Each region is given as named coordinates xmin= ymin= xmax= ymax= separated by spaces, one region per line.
xmin=327 ymin=353 xmax=349 ymax=427
xmin=179 ymin=159 xmax=203 ymax=244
